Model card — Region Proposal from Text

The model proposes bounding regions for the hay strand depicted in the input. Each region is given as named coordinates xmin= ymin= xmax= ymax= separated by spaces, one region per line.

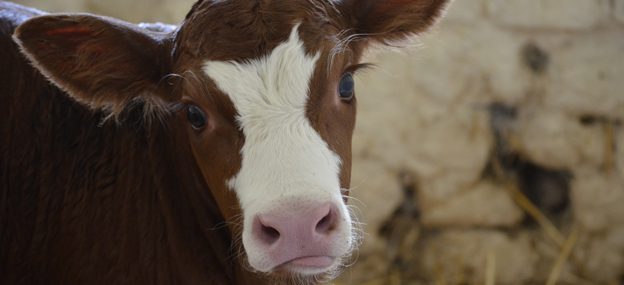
xmin=603 ymin=122 xmax=615 ymax=172
xmin=507 ymin=183 xmax=566 ymax=247
xmin=545 ymin=227 xmax=579 ymax=285
xmin=485 ymin=251 xmax=496 ymax=285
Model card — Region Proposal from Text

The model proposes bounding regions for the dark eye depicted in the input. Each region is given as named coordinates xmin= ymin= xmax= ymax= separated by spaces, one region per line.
xmin=338 ymin=73 xmax=355 ymax=101
xmin=186 ymin=105 xmax=207 ymax=130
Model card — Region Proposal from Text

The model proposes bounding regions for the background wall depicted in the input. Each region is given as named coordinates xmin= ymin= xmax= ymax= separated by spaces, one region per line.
xmin=11 ymin=0 xmax=624 ymax=284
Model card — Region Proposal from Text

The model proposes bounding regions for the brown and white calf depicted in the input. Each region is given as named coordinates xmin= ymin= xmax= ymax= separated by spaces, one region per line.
xmin=0 ymin=0 xmax=449 ymax=284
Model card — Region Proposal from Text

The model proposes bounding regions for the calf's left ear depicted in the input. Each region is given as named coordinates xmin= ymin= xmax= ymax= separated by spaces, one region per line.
xmin=13 ymin=14 xmax=174 ymax=117
xmin=339 ymin=0 xmax=451 ymax=45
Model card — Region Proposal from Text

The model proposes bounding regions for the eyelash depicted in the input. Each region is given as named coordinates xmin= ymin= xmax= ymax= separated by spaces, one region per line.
xmin=345 ymin=63 xmax=375 ymax=75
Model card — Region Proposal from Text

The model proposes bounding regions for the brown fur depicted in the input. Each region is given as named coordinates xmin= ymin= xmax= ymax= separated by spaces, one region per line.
xmin=0 ymin=0 xmax=449 ymax=284
xmin=13 ymin=14 xmax=175 ymax=120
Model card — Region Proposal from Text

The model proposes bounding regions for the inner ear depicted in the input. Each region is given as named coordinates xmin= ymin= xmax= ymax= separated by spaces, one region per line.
xmin=13 ymin=14 xmax=175 ymax=117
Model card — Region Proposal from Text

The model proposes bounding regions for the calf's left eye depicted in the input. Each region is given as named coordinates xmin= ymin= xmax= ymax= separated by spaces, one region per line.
xmin=338 ymin=73 xmax=355 ymax=101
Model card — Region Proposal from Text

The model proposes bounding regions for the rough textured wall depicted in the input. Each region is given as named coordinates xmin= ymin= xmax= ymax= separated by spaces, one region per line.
xmin=13 ymin=0 xmax=195 ymax=23
xmin=10 ymin=0 xmax=624 ymax=284
xmin=348 ymin=0 xmax=624 ymax=284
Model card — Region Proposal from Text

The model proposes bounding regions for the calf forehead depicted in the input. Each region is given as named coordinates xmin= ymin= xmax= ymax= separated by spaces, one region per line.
xmin=203 ymin=26 xmax=318 ymax=129
xmin=203 ymin=25 xmax=342 ymax=204
xmin=175 ymin=0 xmax=338 ymax=61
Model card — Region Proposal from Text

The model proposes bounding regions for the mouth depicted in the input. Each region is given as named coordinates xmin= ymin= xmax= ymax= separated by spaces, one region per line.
xmin=273 ymin=256 xmax=336 ymax=275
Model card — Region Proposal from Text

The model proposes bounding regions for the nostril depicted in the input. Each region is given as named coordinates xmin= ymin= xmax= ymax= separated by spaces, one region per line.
xmin=315 ymin=207 xmax=336 ymax=235
xmin=261 ymin=224 xmax=280 ymax=244
xmin=255 ymin=217 xmax=281 ymax=245
xmin=253 ymin=203 xmax=341 ymax=248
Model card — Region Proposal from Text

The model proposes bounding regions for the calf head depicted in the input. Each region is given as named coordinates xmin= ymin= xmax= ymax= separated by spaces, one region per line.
xmin=14 ymin=0 xmax=449 ymax=282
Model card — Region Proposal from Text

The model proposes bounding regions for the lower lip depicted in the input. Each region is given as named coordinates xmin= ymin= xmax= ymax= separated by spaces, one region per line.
xmin=287 ymin=256 xmax=334 ymax=268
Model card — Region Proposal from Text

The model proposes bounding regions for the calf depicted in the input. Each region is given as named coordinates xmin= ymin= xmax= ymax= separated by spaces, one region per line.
xmin=0 ymin=0 xmax=449 ymax=284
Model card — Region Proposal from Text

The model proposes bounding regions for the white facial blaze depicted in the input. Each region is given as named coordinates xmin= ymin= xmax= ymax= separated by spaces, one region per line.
xmin=203 ymin=26 xmax=352 ymax=271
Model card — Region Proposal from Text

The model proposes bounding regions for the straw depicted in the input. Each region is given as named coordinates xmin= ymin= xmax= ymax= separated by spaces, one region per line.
xmin=507 ymin=182 xmax=566 ymax=247
xmin=545 ymin=227 xmax=579 ymax=285
xmin=485 ymin=251 xmax=497 ymax=285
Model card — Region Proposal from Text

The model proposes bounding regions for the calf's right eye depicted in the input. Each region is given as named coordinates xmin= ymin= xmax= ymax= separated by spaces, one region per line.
xmin=186 ymin=105 xmax=207 ymax=130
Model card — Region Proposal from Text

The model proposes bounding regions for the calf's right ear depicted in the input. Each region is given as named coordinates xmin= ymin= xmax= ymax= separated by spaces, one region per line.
xmin=13 ymin=14 xmax=174 ymax=117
